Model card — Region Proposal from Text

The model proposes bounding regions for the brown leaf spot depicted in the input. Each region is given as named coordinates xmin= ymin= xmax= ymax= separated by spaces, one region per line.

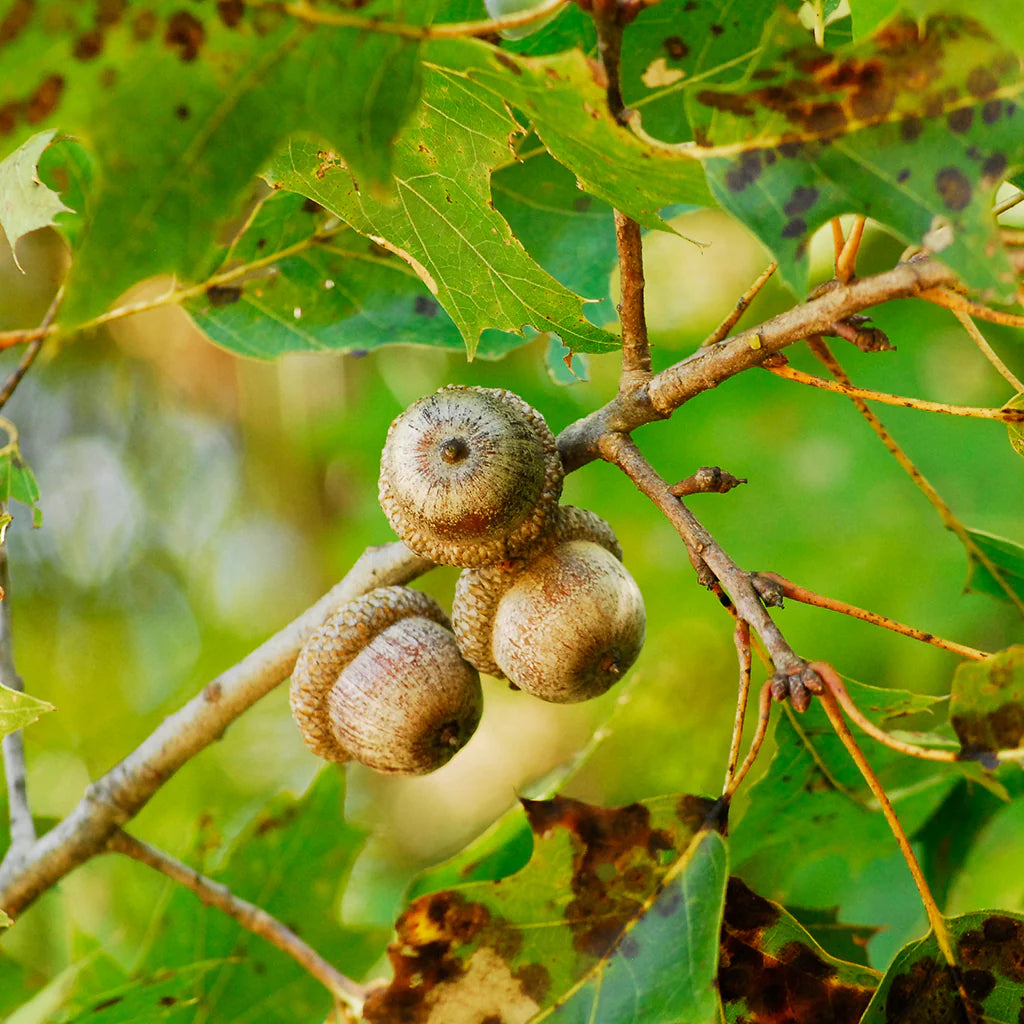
xmin=697 ymin=89 xmax=754 ymax=117
xmin=784 ymin=186 xmax=818 ymax=217
xmin=494 ymin=51 xmax=523 ymax=76
xmin=959 ymin=915 xmax=1024 ymax=983
xmin=26 ymin=74 xmax=64 ymax=124
xmin=663 ymin=35 xmax=689 ymax=60
xmin=207 ymin=285 xmax=242 ymax=307
xmin=967 ymin=66 xmax=999 ymax=97
xmin=514 ymin=962 xmax=550 ymax=1003
xmin=781 ymin=217 xmax=806 ymax=240
xmin=218 ymin=0 xmax=244 ymax=28
xmin=0 ymin=0 xmax=33 ymax=48
xmin=175 ymin=104 xmax=190 ymax=120
xmin=884 ymin=957 xmax=960 ymax=1022
xmin=982 ymin=152 xmax=1007 ymax=183
xmin=962 ymin=969 xmax=996 ymax=1002
xmin=723 ymin=877 xmax=780 ymax=933
xmin=132 ymin=9 xmax=158 ymax=41
xmin=900 ymin=116 xmax=924 ymax=142
xmin=96 ymin=0 xmax=126 ymax=26
xmin=165 ymin=10 xmax=204 ymax=62
xmin=947 ymin=108 xmax=973 ymax=133
xmin=898 ymin=168 xmax=911 ymax=183
xmin=724 ymin=151 xmax=763 ymax=193
xmin=414 ymin=296 xmax=439 ymax=317
xmin=935 ymin=167 xmax=972 ymax=211
xmin=982 ymin=99 xmax=1003 ymax=124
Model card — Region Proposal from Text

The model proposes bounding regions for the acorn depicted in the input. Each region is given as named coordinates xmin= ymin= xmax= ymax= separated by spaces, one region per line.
xmin=378 ymin=386 xmax=564 ymax=568
xmin=452 ymin=507 xmax=646 ymax=703
xmin=290 ymin=586 xmax=483 ymax=775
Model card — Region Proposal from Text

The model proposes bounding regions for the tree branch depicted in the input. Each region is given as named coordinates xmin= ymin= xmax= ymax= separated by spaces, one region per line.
xmin=614 ymin=211 xmax=652 ymax=385
xmin=0 ymin=542 xmax=432 ymax=918
xmin=106 ymin=829 xmax=368 ymax=1019
xmin=0 ymin=550 xmax=35 ymax=876
xmin=598 ymin=432 xmax=822 ymax=709
xmin=557 ymin=253 xmax=1024 ymax=472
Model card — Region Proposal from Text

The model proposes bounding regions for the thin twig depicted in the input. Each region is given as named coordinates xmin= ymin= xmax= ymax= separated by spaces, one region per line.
xmin=836 ymin=216 xmax=867 ymax=283
xmin=598 ymin=432 xmax=822 ymax=709
xmin=949 ymin=309 xmax=1024 ymax=393
xmin=670 ymin=466 xmax=746 ymax=497
xmin=917 ymin=286 xmax=1024 ymax=328
xmin=0 ymin=550 xmax=35 ymax=877
xmin=0 ymin=542 xmax=432 ymax=918
xmin=722 ymin=620 xmax=752 ymax=795
xmin=0 ymin=289 xmax=62 ymax=412
xmin=259 ymin=0 xmax=567 ymax=38
xmin=995 ymin=190 xmax=1024 ymax=217
xmin=763 ymin=361 xmax=1023 ymax=422
xmin=831 ymin=219 xmax=846 ymax=263
xmin=701 ymin=263 xmax=777 ymax=348
xmin=760 ymin=573 xmax=990 ymax=662
xmin=614 ymin=211 xmax=652 ymax=383
xmin=816 ymin=672 xmax=967 ymax=997
xmin=813 ymin=662 xmax=958 ymax=764
xmin=723 ymin=682 xmax=774 ymax=801
xmin=107 ymin=829 xmax=367 ymax=1018
xmin=808 ymin=339 xmax=1024 ymax=617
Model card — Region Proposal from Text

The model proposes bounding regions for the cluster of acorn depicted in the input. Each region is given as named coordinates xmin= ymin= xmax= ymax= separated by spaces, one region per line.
xmin=289 ymin=386 xmax=646 ymax=775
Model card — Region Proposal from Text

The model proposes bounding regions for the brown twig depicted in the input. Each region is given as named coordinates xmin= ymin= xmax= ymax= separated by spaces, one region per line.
xmin=722 ymin=620 xmax=752 ymax=795
xmin=0 ymin=550 xmax=35 ymax=878
xmin=614 ymin=211 xmax=652 ymax=383
xmin=701 ymin=263 xmax=777 ymax=348
xmin=598 ymin=431 xmax=822 ymax=709
xmin=807 ymin=339 xmax=1024 ymax=617
xmin=107 ymin=829 xmax=367 ymax=1019
xmin=0 ymin=542 xmax=432 ymax=918
xmin=722 ymin=682 xmax=774 ymax=801
xmin=0 ymin=289 xmax=62 ymax=412
xmin=836 ymin=215 xmax=867 ymax=284
xmin=917 ymin=286 xmax=1024 ymax=329
xmin=815 ymin=668 xmax=966 ymax=999
xmin=763 ymin=361 xmax=1023 ymax=422
xmin=759 ymin=572 xmax=990 ymax=662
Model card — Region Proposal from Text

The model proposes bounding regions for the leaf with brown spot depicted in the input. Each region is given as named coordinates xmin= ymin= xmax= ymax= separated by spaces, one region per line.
xmin=684 ymin=11 xmax=1024 ymax=299
xmin=365 ymin=794 xmax=728 ymax=1024
xmin=950 ymin=646 xmax=1024 ymax=762
xmin=860 ymin=911 xmax=1024 ymax=1023
xmin=0 ymin=0 xmax=428 ymax=324
xmin=720 ymin=878 xmax=880 ymax=1024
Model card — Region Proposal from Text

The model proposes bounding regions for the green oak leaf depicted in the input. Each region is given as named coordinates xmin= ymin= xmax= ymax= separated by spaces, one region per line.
xmin=268 ymin=40 xmax=620 ymax=358
xmin=949 ymin=645 xmax=1024 ymax=764
xmin=0 ymin=0 xmax=427 ymax=325
xmin=365 ymin=794 xmax=728 ymax=1024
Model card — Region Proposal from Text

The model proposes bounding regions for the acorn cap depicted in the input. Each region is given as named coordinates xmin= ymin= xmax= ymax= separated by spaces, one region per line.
xmin=451 ymin=506 xmax=628 ymax=681
xmin=290 ymin=586 xmax=483 ymax=774
xmin=378 ymin=386 xmax=563 ymax=568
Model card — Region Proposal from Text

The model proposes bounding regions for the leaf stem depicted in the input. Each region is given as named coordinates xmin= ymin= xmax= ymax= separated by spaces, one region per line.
xmin=759 ymin=572 xmax=990 ymax=662
xmin=722 ymin=620 xmax=752 ymax=796
xmin=815 ymin=669 xmax=964 ymax=984
xmin=948 ymin=308 xmax=1024 ymax=393
xmin=836 ymin=215 xmax=867 ymax=283
xmin=807 ymin=339 xmax=1024 ymax=617
xmin=763 ymin=361 xmax=1023 ymax=421
xmin=917 ymin=286 xmax=1024 ymax=329
xmin=106 ymin=829 xmax=368 ymax=1017
xmin=0 ymin=288 xmax=61 ymax=408
xmin=701 ymin=262 xmax=777 ymax=348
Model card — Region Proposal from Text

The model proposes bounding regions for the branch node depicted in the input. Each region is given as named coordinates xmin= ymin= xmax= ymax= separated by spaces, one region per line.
xmin=670 ymin=466 xmax=748 ymax=497
xmin=751 ymin=572 xmax=785 ymax=608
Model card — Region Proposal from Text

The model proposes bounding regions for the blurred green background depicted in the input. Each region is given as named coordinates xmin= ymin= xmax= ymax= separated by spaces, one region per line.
xmin=1 ymin=206 xmax=1022 ymax=995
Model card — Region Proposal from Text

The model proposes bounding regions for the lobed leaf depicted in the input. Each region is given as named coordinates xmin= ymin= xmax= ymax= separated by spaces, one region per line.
xmin=0 ymin=0 xmax=427 ymax=326
xmin=949 ymin=645 xmax=1024 ymax=764
xmin=0 ymin=682 xmax=53 ymax=741
xmin=964 ymin=529 xmax=1024 ymax=606
xmin=131 ymin=769 xmax=383 ymax=1024
xmin=719 ymin=877 xmax=879 ymax=1024
xmin=860 ymin=911 xmax=1024 ymax=1023
xmin=364 ymin=793 xmax=728 ymax=1024
xmin=268 ymin=40 xmax=619 ymax=359
xmin=0 ymin=129 xmax=72 ymax=270
xmin=678 ymin=11 xmax=1024 ymax=298
xmin=731 ymin=678 xmax=959 ymax=900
